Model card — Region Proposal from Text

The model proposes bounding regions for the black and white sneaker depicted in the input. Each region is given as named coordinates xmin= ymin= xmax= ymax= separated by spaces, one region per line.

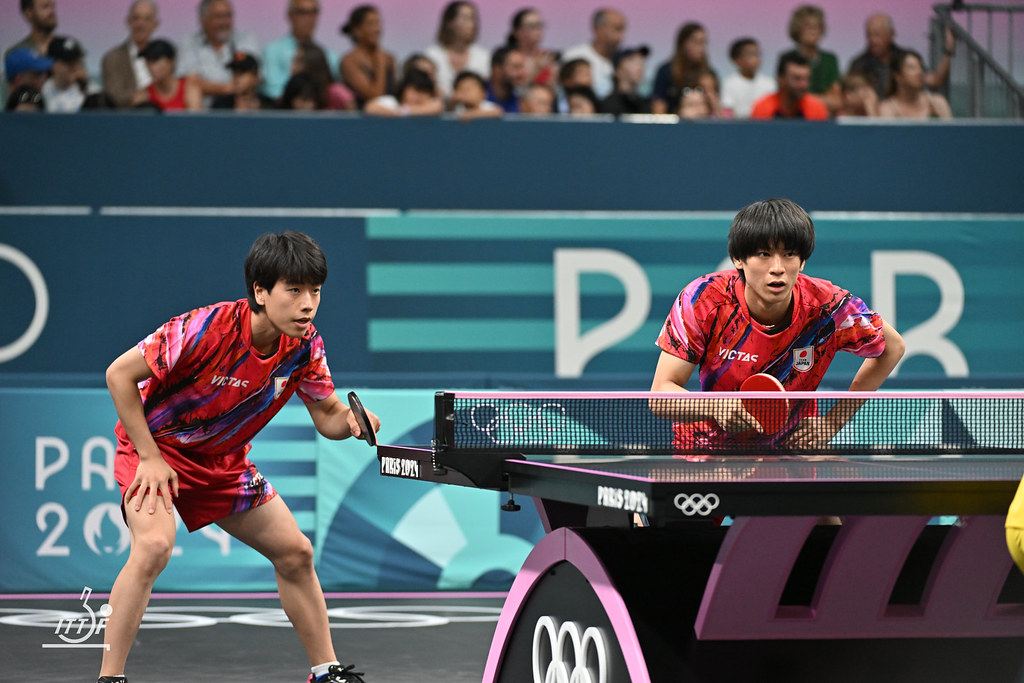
xmin=307 ymin=663 xmax=366 ymax=683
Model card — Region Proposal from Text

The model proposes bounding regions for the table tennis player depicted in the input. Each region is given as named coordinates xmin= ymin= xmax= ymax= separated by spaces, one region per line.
xmin=650 ymin=197 xmax=905 ymax=449
xmin=98 ymin=231 xmax=377 ymax=683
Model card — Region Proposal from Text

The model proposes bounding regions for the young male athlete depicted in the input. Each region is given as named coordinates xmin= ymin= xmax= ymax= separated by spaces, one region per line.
xmin=651 ymin=198 xmax=905 ymax=449
xmin=99 ymin=231 xmax=378 ymax=683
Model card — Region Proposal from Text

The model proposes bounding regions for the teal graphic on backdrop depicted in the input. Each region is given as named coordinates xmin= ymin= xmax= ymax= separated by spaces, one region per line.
xmin=0 ymin=390 xmax=292 ymax=591
xmin=365 ymin=212 xmax=1024 ymax=382
xmin=314 ymin=391 xmax=544 ymax=591
xmin=0 ymin=388 xmax=543 ymax=592
xmin=1 ymin=211 xmax=1021 ymax=385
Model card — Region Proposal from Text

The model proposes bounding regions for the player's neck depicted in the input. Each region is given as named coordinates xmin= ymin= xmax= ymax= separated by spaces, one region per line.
xmin=249 ymin=311 xmax=282 ymax=356
xmin=747 ymin=296 xmax=793 ymax=329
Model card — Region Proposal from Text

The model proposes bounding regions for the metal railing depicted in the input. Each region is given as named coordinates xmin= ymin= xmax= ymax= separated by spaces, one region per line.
xmin=932 ymin=3 xmax=1024 ymax=117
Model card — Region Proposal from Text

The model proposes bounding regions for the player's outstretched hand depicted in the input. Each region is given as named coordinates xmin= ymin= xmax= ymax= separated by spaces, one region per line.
xmin=125 ymin=456 xmax=179 ymax=515
xmin=785 ymin=416 xmax=840 ymax=449
xmin=712 ymin=399 xmax=763 ymax=434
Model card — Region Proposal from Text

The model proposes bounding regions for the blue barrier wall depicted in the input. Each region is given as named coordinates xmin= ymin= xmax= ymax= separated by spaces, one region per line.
xmin=1 ymin=115 xmax=1022 ymax=212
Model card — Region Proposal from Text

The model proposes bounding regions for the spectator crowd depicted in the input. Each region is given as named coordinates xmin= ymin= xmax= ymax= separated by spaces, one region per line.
xmin=3 ymin=0 xmax=958 ymax=120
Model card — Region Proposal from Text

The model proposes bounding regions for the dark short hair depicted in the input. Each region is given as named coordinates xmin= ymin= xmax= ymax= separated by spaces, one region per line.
xmin=727 ymin=198 xmax=815 ymax=262
xmin=281 ymin=73 xmax=325 ymax=109
xmin=565 ymin=85 xmax=599 ymax=111
xmin=491 ymin=45 xmax=512 ymax=69
xmin=729 ymin=37 xmax=758 ymax=62
xmin=399 ymin=67 xmax=436 ymax=96
xmin=453 ymin=70 xmax=486 ymax=90
xmin=558 ymin=58 xmax=589 ymax=84
xmin=777 ymin=51 xmax=810 ymax=77
xmin=340 ymin=4 xmax=377 ymax=39
xmin=245 ymin=231 xmax=328 ymax=312
xmin=140 ymin=38 xmax=176 ymax=62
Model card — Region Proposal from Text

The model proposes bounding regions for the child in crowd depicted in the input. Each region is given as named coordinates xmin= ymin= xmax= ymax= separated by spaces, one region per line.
xmin=140 ymin=38 xmax=201 ymax=111
xmin=364 ymin=67 xmax=443 ymax=116
xmin=678 ymin=82 xmax=711 ymax=120
xmin=835 ymin=72 xmax=878 ymax=117
xmin=212 ymin=52 xmax=276 ymax=110
xmin=565 ymin=85 xmax=600 ymax=115
xmin=449 ymin=70 xmax=502 ymax=120
xmin=5 ymin=84 xmax=45 ymax=112
xmin=518 ymin=82 xmax=556 ymax=114
xmin=42 ymin=35 xmax=95 ymax=113
xmin=720 ymin=37 xmax=775 ymax=118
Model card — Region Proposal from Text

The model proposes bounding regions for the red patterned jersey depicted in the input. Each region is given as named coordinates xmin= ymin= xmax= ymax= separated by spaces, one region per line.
xmin=656 ymin=271 xmax=885 ymax=448
xmin=115 ymin=299 xmax=335 ymax=456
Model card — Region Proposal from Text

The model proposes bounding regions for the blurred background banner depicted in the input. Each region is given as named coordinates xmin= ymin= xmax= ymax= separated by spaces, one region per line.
xmin=0 ymin=388 xmax=544 ymax=592
xmin=3 ymin=201 xmax=1022 ymax=387
xmin=0 ymin=389 xmax=291 ymax=592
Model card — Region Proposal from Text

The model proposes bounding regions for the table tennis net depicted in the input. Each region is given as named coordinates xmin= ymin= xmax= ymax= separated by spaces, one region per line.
xmin=435 ymin=392 xmax=1024 ymax=456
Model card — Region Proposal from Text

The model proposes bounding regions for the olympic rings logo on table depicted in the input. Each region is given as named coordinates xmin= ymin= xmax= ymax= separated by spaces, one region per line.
xmin=673 ymin=493 xmax=720 ymax=516
xmin=532 ymin=615 xmax=608 ymax=683
xmin=469 ymin=401 xmax=567 ymax=445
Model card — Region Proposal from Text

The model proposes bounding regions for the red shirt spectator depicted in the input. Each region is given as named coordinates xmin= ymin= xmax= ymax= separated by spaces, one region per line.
xmin=750 ymin=91 xmax=828 ymax=120
xmin=750 ymin=52 xmax=829 ymax=120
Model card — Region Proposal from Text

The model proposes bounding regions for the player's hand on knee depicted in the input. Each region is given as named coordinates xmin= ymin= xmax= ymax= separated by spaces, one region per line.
xmin=125 ymin=457 xmax=179 ymax=515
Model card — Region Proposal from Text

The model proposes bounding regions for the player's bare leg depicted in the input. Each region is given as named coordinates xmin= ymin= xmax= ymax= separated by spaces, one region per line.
xmin=100 ymin=503 xmax=177 ymax=677
xmin=217 ymin=496 xmax=336 ymax=665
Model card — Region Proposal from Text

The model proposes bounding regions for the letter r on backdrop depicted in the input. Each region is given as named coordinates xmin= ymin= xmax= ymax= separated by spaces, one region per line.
xmin=871 ymin=250 xmax=968 ymax=376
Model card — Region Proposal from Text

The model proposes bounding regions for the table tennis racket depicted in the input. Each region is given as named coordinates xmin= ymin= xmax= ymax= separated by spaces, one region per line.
xmin=740 ymin=373 xmax=790 ymax=434
xmin=347 ymin=391 xmax=377 ymax=446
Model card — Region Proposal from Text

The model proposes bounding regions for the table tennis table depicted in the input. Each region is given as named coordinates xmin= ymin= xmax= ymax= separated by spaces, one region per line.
xmin=376 ymin=391 xmax=1024 ymax=683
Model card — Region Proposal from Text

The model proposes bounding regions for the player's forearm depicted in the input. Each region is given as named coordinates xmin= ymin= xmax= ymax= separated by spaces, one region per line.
xmin=650 ymin=377 xmax=692 ymax=419
xmin=849 ymin=322 xmax=906 ymax=391
xmin=310 ymin=399 xmax=355 ymax=440
xmin=849 ymin=346 xmax=905 ymax=391
xmin=650 ymin=354 xmax=717 ymax=421
xmin=648 ymin=388 xmax=734 ymax=425
xmin=820 ymin=398 xmax=867 ymax=439
xmin=848 ymin=357 xmax=897 ymax=392
xmin=105 ymin=364 xmax=161 ymax=460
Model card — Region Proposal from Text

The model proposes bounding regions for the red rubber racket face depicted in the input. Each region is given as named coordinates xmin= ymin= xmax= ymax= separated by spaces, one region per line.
xmin=347 ymin=391 xmax=377 ymax=446
xmin=740 ymin=373 xmax=789 ymax=434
